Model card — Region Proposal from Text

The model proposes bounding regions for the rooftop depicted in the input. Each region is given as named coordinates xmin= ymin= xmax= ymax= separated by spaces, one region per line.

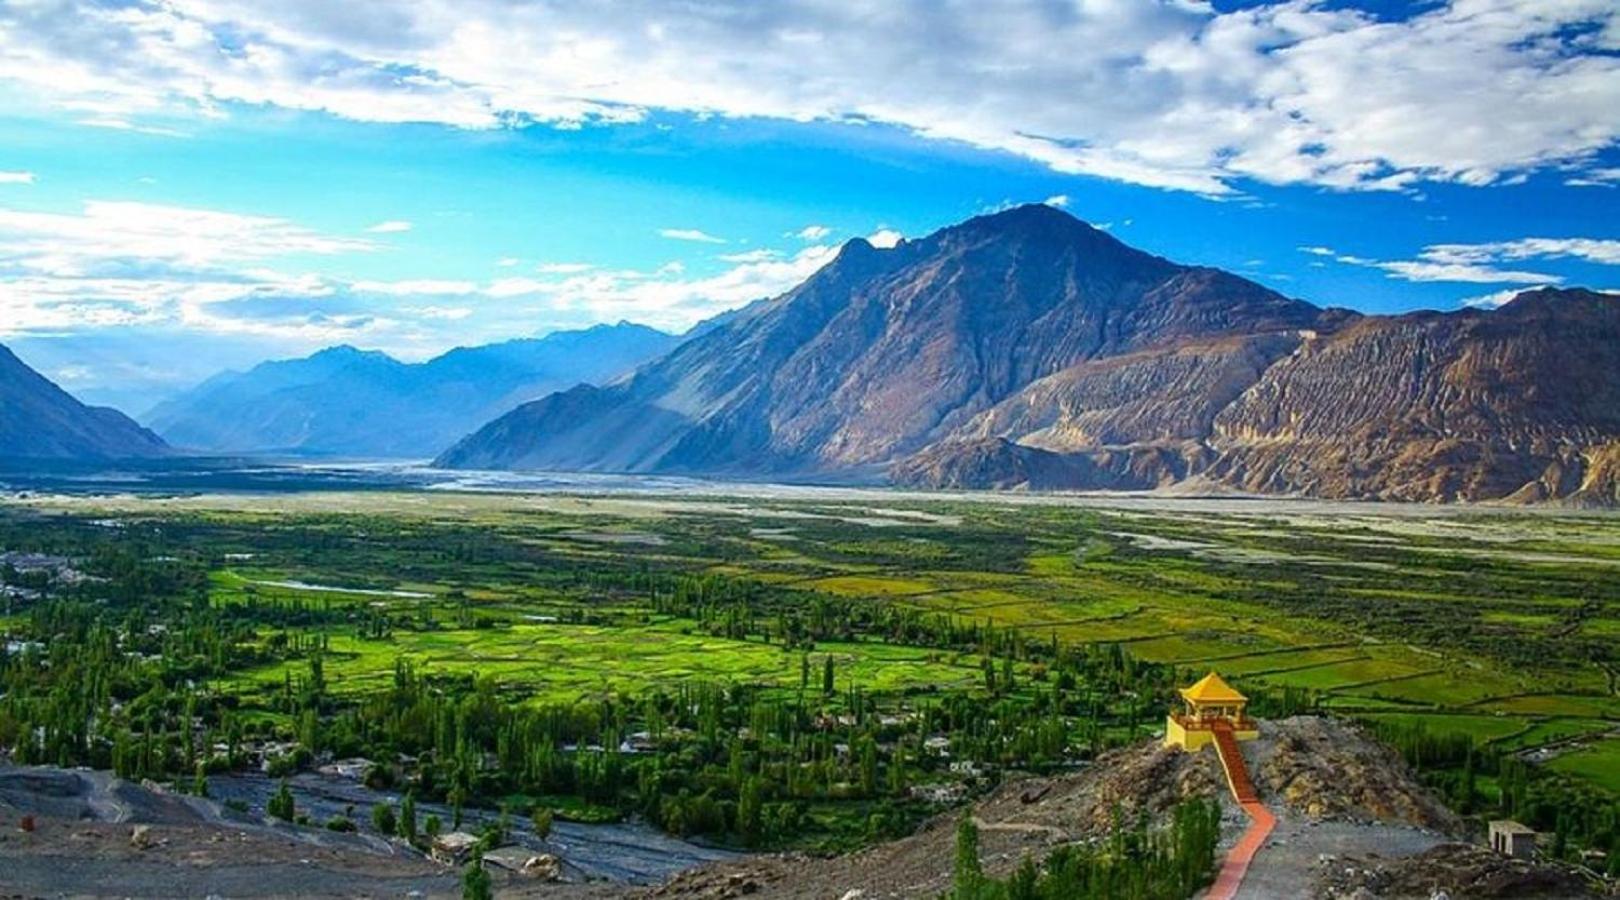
xmin=1180 ymin=671 xmax=1246 ymax=704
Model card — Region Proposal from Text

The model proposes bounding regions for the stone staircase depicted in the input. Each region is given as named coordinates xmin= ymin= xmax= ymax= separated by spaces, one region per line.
xmin=1206 ymin=720 xmax=1273 ymax=900
xmin=1211 ymin=720 xmax=1258 ymax=805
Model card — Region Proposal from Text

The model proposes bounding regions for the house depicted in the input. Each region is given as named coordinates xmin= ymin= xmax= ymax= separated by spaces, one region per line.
xmin=1489 ymin=820 xmax=1536 ymax=859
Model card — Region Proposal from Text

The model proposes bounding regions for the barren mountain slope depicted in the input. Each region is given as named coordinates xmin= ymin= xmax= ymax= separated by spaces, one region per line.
xmin=439 ymin=205 xmax=1327 ymax=475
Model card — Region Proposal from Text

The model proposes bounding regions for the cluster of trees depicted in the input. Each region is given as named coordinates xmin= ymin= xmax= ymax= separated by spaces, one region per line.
xmin=1370 ymin=718 xmax=1620 ymax=872
xmin=0 ymin=517 xmax=1210 ymax=851
xmin=950 ymin=798 xmax=1222 ymax=899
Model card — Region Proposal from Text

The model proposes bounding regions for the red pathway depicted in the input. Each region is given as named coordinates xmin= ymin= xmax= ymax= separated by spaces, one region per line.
xmin=1204 ymin=723 xmax=1275 ymax=900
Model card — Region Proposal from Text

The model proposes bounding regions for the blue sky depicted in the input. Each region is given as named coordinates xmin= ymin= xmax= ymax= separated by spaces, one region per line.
xmin=1 ymin=0 xmax=1617 ymax=413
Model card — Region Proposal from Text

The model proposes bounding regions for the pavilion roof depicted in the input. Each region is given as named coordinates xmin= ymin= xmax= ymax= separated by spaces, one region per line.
xmin=1179 ymin=671 xmax=1246 ymax=704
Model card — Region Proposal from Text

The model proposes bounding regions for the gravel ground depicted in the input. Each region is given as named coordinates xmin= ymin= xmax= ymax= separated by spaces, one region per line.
xmin=1228 ymin=811 xmax=1446 ymax=900
xmin=0 ymin=766 xmax=727 ymax=899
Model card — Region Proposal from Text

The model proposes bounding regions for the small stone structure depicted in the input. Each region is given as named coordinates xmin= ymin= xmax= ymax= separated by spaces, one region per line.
xmin=1488 ymin=820 xmax=1536 ymax=859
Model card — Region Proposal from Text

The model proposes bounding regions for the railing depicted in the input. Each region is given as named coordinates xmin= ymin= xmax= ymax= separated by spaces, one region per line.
xmin=1170 ymin=714 xmax=1258 ymax=732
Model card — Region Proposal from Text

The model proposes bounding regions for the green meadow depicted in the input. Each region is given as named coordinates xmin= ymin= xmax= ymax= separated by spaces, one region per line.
xmin=10 ymin=489 xmax=1620 ymax=802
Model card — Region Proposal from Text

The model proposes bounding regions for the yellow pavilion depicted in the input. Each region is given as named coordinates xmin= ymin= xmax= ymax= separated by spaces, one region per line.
xmin=1164 ymin=671 xmax=1259 ymax=751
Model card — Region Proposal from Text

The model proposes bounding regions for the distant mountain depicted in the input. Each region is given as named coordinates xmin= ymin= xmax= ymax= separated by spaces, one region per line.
xmin=438 ymin=204 xmax=1330 ymax=474
xmin=0 ymin=343 xmax=168 ymax=460
xmin=437 ymin=205 xmax=1620 ymax=505
xmin=145 ymin=322 xmax=677 ymax=457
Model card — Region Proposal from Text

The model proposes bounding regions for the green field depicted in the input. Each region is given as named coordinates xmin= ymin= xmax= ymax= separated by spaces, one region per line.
xmin=4 ymin=488 xmax=1619 ymax=854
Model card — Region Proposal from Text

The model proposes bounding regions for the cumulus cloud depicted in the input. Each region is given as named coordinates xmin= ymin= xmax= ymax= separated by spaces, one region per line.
xmin=794 ymin=225 xmax=831 ymax=241
xmin=866 ymin=228 xmax=903 ymax=249
xmin=0 ymin=171 xmax=35 ymax=184
xmin=365 ymin=219 xmax=412 ymax=233
xmin=1042 ymin=195 xmax=1069 ymax=208
xmin=0 ymin=196 xmax=838 ymax=349
xmin=658 ymin=227 xmax=726 ymax=244
xmin=1 ymin=1 xmax=1615 ymax=194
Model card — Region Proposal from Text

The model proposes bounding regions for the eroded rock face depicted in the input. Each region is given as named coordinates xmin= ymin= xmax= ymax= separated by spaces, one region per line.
xmin=901 ymin=287 xmax=1620 ymax=504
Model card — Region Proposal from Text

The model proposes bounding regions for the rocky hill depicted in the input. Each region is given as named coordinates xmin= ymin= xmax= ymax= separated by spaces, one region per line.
xmin=1 ymin=720 xmax=1599 ymax=899
xmin=627 ymin=717 xmax=1533 ymax=900
xmin=146 ymin=322 xmax=677 ymax=458
xmin=0 ymin=343 xmax=169 ymax=460
xmin=439 ymin=205 xmax=1620 ymax=505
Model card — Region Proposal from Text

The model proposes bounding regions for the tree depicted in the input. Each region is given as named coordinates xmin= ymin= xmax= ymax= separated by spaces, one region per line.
xmin=738 ymin=776 xmax=763 ymax=847
xmin=952 ymin=812 xmax=983 ymax=899
xmin=267 ymin=779 xmax=296 ymax=822
xmin=461 ymin=858 xmax=492 ymax=900
xmin=822 ymin=656 xmax=835 ymax=696
xmin=400 ymin=791 xmax=418 ymax=842
xmin=371 ymin=803 xmax=397 ymax=836
xmin=1006 ymin=855 xmax=1039 ymax=900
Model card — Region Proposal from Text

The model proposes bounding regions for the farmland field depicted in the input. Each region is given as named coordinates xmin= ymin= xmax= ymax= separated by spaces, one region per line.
xmin=2 ymin=484 xmax=1618 ymax=857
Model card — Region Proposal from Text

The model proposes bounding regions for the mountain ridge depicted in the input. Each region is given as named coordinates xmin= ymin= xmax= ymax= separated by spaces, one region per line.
xmin=145 ymin=322 xmax=678 ymax=458
xmin=0 ymin=344 xmax=169 ymax=460
xmin=437 ymin=204 xmax=1333 ymax=474
xmin=437 ymin=206 xmax=1620 ymax=505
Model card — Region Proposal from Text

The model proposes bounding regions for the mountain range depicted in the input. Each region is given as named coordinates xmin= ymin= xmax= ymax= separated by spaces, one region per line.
xmin=1 ymin=343 xmax=169 ymax=460
xmin=143 ymin=322 xmax=678 ymax=457
xmin=437 ymin=204 xmax=1620 ymax=505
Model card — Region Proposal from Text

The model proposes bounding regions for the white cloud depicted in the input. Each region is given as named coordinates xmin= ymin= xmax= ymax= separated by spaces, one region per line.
xmin=0 ymin=200 xmax=373 ymax=274
xmin=495 ymin=256 xmax=520 ymax=267
xmin=365 ymin=219 xmax=412 ymax=233
xmin=1373 ymin=260 xmax=1562 ymax=285
xmin=0 ymin=189 xmax=850 ymax=353
xmin=658 ymin=227 xmax=726 ymax=244
xmin=349 ymin=279 xmax=478 ymax=296
xmin=1 ymin=1 xmax=1615 ymax=194
xmin=718 ymin=249 xmax=778 ymax=264
xmin=1565 ymin=167 xmax=1620 ymax=188
xmin=1462 ymin=286 xmax=1620 ymax=308
xmin=1460 ymin=287 xmax=1534 ymax=309
xmin=1304 ymin=234 xmax=1620 ymax=284
xmin=404 ymin=305 xmax=473 ymax=320
xmin=521 ymin=243 xmax=840 ymax=329
xmin=866 ymin=228 xmax=903 ymax=249
xmin=75 ymin=117 xmax=189 ymax=138
xmin=1420 ymin=237 xmax=1620 ymax=267
xmin=1042 ymin=194 xmax=1069 ymax=208
xmin=535 ymin=262 xmax=595 ymax=274
xmin=0 ymin=171 xmax=35 ymax=184
xmin=794 ymin=225 xmax=831 ymax=241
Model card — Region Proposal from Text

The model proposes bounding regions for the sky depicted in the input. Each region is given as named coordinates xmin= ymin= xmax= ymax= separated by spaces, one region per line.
xmin=1 ymin=0 xmax=1618 ymax=414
